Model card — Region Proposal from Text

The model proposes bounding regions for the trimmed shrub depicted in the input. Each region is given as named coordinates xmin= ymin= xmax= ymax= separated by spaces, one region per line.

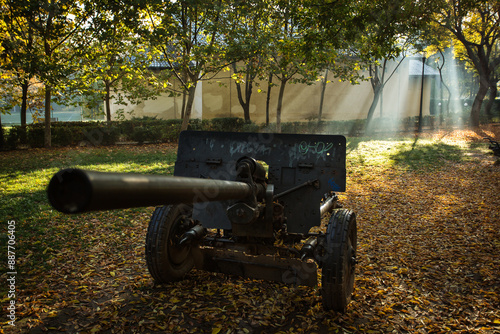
xmin=209 ymin=117 xmax=246 ymax=132
xmin=130 ymin=126 xmax=162 ymax=144
xmin=27 ymin=126 xmax=45 ymax=148
xmin=187 ymin=119 xmax=209 ymax=131
xmin=6 ymin=126 xmax=22 ymax=149
xmin=78 ymin=125 xmax=118 ymax=146
xmin=241 ymin=122 xmax=260 ymax=133
xmin=52 ymin=126 xmax=77 ymax=146
xmin=161 ymin=124 xmax=182 ymax=142
xmin=11 ymin=114 xmax=481 ymax=150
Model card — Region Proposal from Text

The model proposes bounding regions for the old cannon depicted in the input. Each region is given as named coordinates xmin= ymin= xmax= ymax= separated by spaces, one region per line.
xmin=484 ymin=137 xmax=500 ymax=157
xmin=47 ymin=131 xmax=357 ymax=312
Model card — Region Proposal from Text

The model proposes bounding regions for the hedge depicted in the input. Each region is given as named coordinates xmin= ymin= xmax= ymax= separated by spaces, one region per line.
xmin=2 ymin=117 xmax=250 ymax=149
xmin=3 ymin=114 xmax=493 ymax=150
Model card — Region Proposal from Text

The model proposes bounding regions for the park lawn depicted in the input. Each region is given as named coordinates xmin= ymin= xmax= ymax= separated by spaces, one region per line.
xmin=1 ymin=128 xmax=499 ymax=333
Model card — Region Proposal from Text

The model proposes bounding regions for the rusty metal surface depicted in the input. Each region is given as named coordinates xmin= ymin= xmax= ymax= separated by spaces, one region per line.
xmin=195 ymin=246 xmax=318 ymax=287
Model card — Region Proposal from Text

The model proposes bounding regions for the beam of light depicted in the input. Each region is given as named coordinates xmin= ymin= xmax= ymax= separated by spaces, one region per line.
xmin=447 ymin=51 xmax=464 ymax=129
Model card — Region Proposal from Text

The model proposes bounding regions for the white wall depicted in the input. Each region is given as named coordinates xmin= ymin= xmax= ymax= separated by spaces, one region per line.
xmin=107 ymin=58 xmax=437 ymax=124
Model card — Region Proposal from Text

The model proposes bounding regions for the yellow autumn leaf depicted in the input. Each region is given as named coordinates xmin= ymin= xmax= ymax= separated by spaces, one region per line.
xmin=90 ymin=325 xmax=101 ymax=333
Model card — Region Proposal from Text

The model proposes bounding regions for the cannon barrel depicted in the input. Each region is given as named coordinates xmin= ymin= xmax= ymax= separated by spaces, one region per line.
xmin=47 ymin=168 xmax=253 ymax=214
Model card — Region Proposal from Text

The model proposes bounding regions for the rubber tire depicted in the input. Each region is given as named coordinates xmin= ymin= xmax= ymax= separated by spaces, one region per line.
xmin=321 ymin=209 xmax=357 ymax=312
xmin=145 ymin=204 xmax=194 ymax=283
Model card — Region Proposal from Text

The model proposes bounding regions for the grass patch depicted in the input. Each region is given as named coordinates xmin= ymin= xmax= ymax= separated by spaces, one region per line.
xmin=346 ymin=135 xmax=476 ymax=171
xmin=0 ymin=144 xmax=177 ymax=288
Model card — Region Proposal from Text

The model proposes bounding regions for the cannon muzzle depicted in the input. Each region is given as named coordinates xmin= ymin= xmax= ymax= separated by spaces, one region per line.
xmin=47 ymin=168 xmax=253 ymax=214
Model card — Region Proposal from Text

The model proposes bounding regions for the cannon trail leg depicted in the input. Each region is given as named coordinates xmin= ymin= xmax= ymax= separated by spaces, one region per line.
xmin=146 ymin=204 xmax=195 ymax=283
xmin=321 ymin=209 xmax=357 ymax=312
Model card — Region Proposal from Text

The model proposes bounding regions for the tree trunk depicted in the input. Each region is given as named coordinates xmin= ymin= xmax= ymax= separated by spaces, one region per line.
xmin=437 ymin=68 xmax=451 ymax=124
xmin=276 ymin=78 xmax=288 ymax=133
xmin=44 ymin=85 xmax=52 ymax=148
xmin=242 ymin=101 xmax=250 ymax=123
xmin=0 ymin=113 xmax=4 ymax=150
xmin=21 ymin=79 xmax=28 ymax=126
xmin=366 ymin=85 xmax=382 ymax=125
xmin=265 ymin=73 xmax=273 ymax=126
xmin=418 ymin=57 xmax=426 ymax=133
xmin=233 ymin=63 xmax=253 ymax=123
xmin=379 ymin=89 xmax=384 ymax=117
xmin=484 ymin=79 xmax=497 ymax=121
xmin=439 ymin=79 xmax=444 ymax=125
xmin=105 ymin=83 xmax=112 ymax=124
xmin=235 ymin=79 xmax=251 ymax=123
xmin=20 ymin=79 xmax=29 ymax=144
xmin=181 ymin=71 xmax=188 ymax=119
xmin=181 ymin=85 xmax=197 ymax=131
xmin=318 ymin=68 xmax=328 ymax=124
xmin=244 ymin=73 xmax=253 ymax=123
xmin=181 ymin=90 xmax=187 ymax=119
xmin=366 ymin=63 xmax=382 ymax=130
xmin=470 ymin=76 xmax=489 ymax=128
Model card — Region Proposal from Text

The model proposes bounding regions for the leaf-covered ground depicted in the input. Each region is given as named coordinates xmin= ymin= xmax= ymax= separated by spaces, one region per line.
xmin=1 ymin=126 xmax=499 ymax=333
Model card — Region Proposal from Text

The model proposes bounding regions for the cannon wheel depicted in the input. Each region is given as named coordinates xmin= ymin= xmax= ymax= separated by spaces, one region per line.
xmin=321 ymin=209 xmax=357 ymax=312
xmin=146 ymin=204 xmax=194 ymax=283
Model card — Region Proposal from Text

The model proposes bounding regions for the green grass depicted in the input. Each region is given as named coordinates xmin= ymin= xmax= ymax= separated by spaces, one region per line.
xmin=0 ymin=145 xmax=177 ymax=279
xmin=346 ymin=136 xmax=478 ymax=171
xmin=1 ymin=147 xmax=177 ymax=217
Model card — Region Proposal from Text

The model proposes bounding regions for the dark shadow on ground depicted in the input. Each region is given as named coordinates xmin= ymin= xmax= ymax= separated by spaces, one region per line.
xmin=389 ymin=136 xmax=465 ymax=170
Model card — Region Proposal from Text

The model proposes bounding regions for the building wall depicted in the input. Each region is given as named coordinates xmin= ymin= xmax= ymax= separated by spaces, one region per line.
xmin=201 ymin=74 xmax=375 ymax=122
xmin=107 ymin=80 xmax=203 ymax=120
xmin=108 ymin=58 xmax=436 ymax=123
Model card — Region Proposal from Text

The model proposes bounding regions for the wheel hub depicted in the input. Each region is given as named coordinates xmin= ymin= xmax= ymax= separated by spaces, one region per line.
xmin=168 ymin=217 xmax=191 ymax=265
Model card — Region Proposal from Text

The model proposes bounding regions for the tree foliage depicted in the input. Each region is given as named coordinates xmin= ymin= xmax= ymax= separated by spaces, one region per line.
xmin=431 ymin=0 xmax=500 ymax=127
xmin=264 ymin=1 xmax=320 ymax=132
xmin=142 ymin=0 xmax=232 ymax=131
xmin=1 ymin=0 xmax=498 ymax=145
xmin=1 ymin=0 xmax=44 ymax=138
xmin=76 ymin=8 xmax=168 ymax=124
xmin=349 ymin=0 xmax=433 ymax=126
xmin=0 ymin=0 xmax=97 ymax=147
xmin=224 ymin=0 xmax=274 ymax=123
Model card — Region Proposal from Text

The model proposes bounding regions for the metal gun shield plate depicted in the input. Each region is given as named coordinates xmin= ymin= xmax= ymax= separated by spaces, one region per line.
xmin=174 ymin=131 xmax=346 ymax=234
